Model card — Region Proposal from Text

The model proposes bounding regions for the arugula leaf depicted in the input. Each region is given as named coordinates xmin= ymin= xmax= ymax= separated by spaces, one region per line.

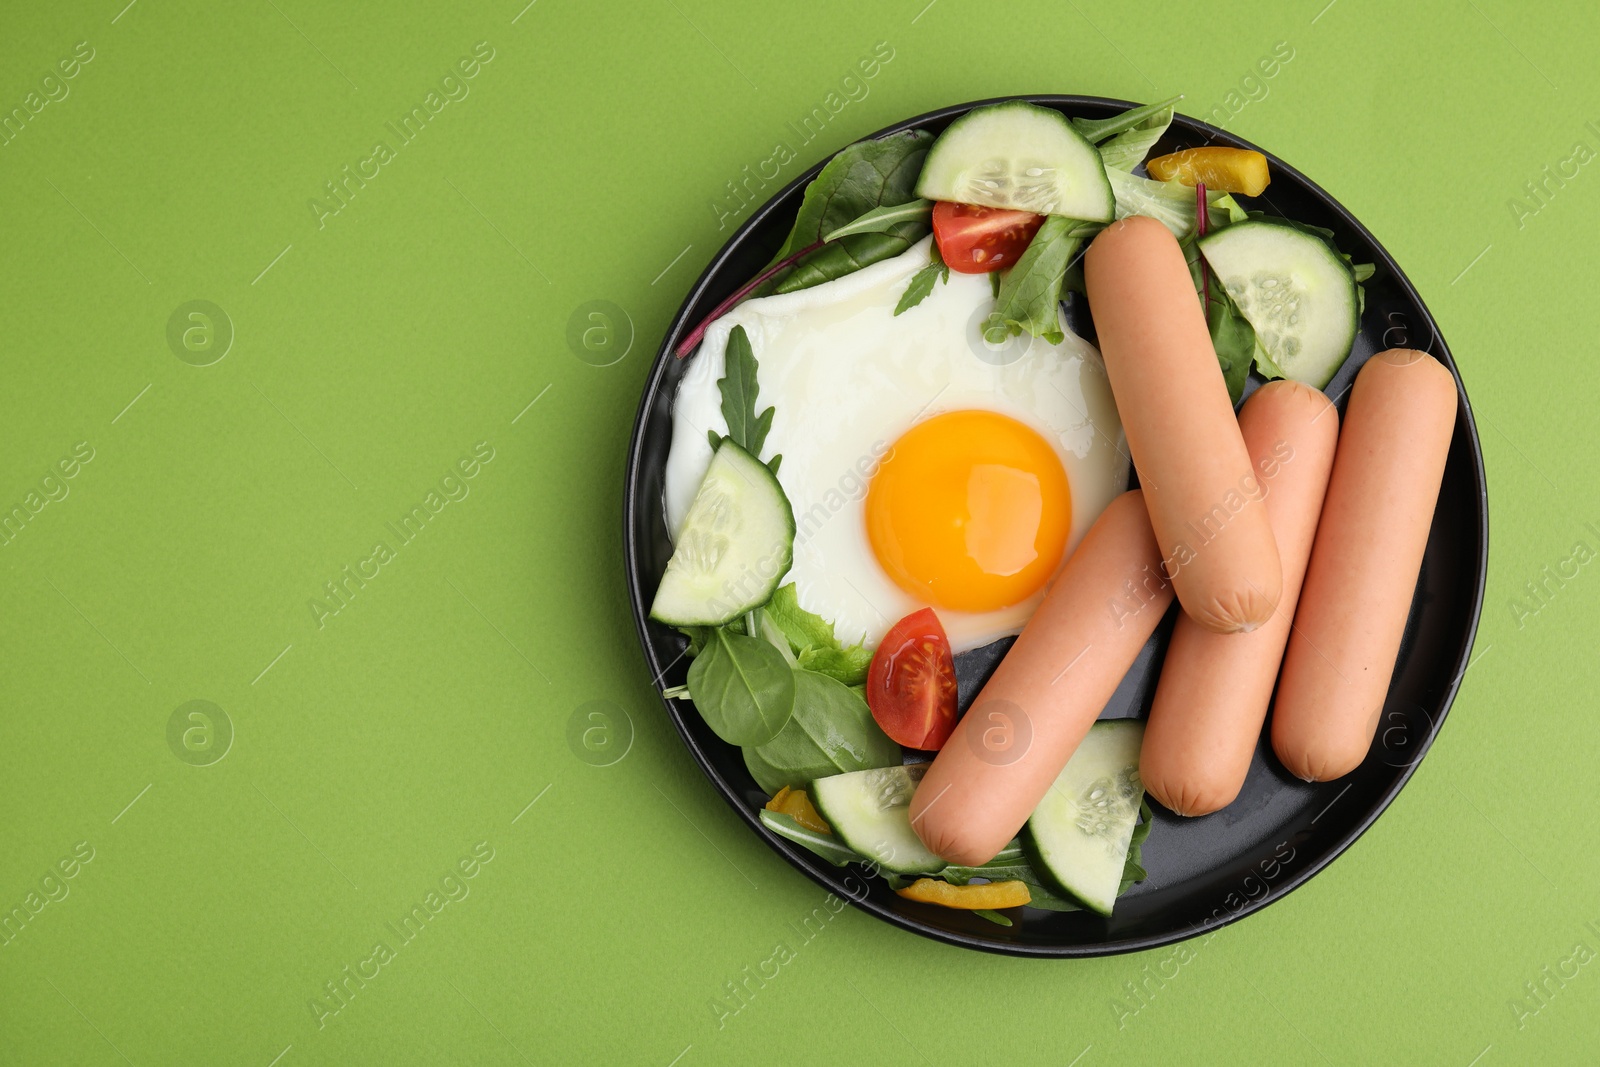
xmin=797 ymin=645 xmax=874 ymax=686
xmin=933 ymin=857 xmax=1083 ymax=912
xmin=686 ymin=627 xmax=795 ymax=746
xmin=951 ymin=802 xmax=1154 ymax=910
xmin=742 ymin=669 xmax=900 ymax=793
xmin=1072 ymin=95 xmax=1185 ymax=145
xmin=763 ymin=797 xmax=1154 ymax=911
xmin=984 ymin=215 xmax=1097 ymax=345
xmin=894 ymin=242 xmax=948 ymax=316
xmin=758 ymin=808 xmax=858 ymax=866
xmin=824 ymin=199 xmax=934 ymax=242
xmin=762 ymin=131 xmax=934 ymax=295
xmin=1097 ymin=106 xmax=1174 ymax=174
xmin=717 ymin=326 xmax=775 ymax=457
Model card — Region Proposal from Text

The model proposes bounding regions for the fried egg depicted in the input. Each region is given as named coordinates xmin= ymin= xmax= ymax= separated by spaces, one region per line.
xmin=663 ymin=236 xmax=1128 ymax=653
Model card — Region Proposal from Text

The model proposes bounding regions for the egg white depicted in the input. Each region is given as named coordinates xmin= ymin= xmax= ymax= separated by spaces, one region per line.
xmin=664 ymin=236 xmax=1128 ymax=653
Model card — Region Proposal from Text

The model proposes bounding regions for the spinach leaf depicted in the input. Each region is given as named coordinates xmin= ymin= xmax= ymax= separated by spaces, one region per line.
xmin=1097 ymin=106 xmax=1173 ymax=174
xmin=1207 ymin=284 xmax=1258 ymax=402
xmin=774 ymin=226 xmax=929 ymax=294
xmin=772 ymin=131 xmax=932 ymax=255
xmin=717 ymin=326 xmax=775 ymax=457
xmin=755 ymin=608 xmax=798 ymax=665
xmin=797 ymin=644 xmax=874 ymax=686
xmin=824 ymin=199 xmax=934 ymax=242
xmin=743 ymin=745 xmax=792 ymax=798
xmin=1182 ymin=232 xmax=1265 ymax=398
xmin=680 ymin=625 xmax=714 ymax=656
xmin=757 ymin=808 xmax=858 ymax=866
xmin=687 ymin=627 xmax=795 ymax=746
xmin=1119 ymin=800 xmax=1154 ymax=894
xmin=1071 ymin=95 xmax=1184 ymax=145
xmin=762 ymin=131 xmax=934 ymax=295
xmin=742 ymin=669 xmax=899 ymax=792
xmin=1185 ymin=251 xmax=1258 ymax=398
xmin=894 ymin=242 xmax=948 ymax=316
xmin=984 ymin=215 xmax=1097 ymax=345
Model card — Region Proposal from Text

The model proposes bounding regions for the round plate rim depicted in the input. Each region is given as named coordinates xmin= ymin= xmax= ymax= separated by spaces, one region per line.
xmin=622 ymin=94 xmax=1489 ymax=958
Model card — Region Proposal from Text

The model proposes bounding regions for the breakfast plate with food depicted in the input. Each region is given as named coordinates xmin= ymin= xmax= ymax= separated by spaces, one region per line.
xmin=624 ymin=95 xmax=1487 ymax=957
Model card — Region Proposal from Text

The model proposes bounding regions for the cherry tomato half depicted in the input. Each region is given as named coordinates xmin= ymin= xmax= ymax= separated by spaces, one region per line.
xmin=931 ymin=201 xmax=1047 ymax=274
xmin=866 ymin=608 xmax=959 ymax=750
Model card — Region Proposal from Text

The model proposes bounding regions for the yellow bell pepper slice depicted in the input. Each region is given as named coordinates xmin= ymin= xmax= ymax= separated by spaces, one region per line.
xmin=894 ymin=878 xmax=1032 ymax=910
xmin=1146 ymin=147 xmax=1270 ymax=197
xmin=764 ymin=787 xmax=831 ymax=833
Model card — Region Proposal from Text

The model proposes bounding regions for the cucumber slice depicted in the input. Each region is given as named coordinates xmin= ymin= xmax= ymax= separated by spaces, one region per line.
xmin=1024 ymin=721 xmax=1146 ymax=916
xmin=810 ymin=764 xmax=943 ymax=875
xmin=915 ymin=101 xmax=1114 ymax=221
xmin=1198 ymin=220 xmax=1359 ymax=389
xmin=650 ymin=440 xmax=795 ymax=627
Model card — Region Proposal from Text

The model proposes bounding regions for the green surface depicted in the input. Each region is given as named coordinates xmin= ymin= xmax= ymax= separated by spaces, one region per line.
xmin=0 ymin=0 xmax=1594 ymax=1063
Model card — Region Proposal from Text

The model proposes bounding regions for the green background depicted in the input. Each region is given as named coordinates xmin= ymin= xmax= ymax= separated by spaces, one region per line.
xmin=0 ymin=0 xmax=1593 ymax=1062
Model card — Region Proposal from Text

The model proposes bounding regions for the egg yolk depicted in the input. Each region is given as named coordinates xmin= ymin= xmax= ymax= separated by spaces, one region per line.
xmin=866 ymin=410 xmax=1072 ymax=613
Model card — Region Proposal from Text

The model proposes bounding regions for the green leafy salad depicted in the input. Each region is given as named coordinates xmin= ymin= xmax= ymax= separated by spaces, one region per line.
xmin=653 ymin=97 xmax=1372 ymax=923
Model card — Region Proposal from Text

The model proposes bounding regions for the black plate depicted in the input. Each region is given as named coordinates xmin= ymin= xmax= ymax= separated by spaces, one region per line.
xmin=624 ymin=96 xmax=1488 ymax=957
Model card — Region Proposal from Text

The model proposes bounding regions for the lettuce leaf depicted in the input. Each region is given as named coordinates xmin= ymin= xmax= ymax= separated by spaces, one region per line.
xmin=1097 ymin=106 xmax=1174 ymax=174
xmin=765 ymin=583 xmax=838 ymax=653
xmin=1110 ymin=169 xmax=1243 ymax=239
xmin=797 ymin=645 xmax=874 ymax=685
xmin=764 ymin=583 xmax=873 ymax=686
xmin=1071 ymin=95 xmax=1184 ymax=145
